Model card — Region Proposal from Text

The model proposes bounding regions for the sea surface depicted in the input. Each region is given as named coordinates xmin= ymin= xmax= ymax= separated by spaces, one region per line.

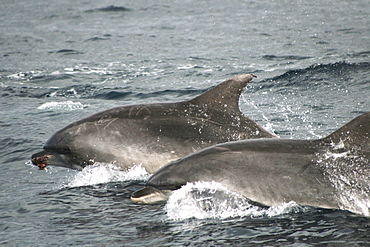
xmin=1 ymin=0 xmax=370 ymax=246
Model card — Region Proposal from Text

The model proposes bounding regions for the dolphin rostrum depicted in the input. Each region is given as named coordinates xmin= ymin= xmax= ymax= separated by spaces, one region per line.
xmin=32 ymin=74 xmax=276 ymax=173
xmin=131 ymin=112 xmax=370 ymax=215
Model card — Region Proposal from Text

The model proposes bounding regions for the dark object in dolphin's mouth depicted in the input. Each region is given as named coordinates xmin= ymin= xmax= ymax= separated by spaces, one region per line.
xmin=31 ymin=156 xmax=48 ymax=170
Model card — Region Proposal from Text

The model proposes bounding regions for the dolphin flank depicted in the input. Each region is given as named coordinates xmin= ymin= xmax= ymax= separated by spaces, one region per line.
xmin=32 ymin=74 xmax=276 ymax=173
xmin=131 ymin=112 xmax=370 ymax=215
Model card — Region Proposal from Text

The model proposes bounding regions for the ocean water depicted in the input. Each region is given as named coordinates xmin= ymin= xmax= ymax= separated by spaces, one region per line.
xmin=1 ymin=0 xmax=370 ymax=246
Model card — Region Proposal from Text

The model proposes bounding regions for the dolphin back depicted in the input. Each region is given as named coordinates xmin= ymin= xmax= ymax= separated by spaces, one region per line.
xmin=323 ymin=112 xmax=370 ymax=154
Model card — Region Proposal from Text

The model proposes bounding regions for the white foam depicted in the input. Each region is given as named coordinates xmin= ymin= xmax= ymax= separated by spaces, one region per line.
xmin=317 ymin=150 xmax=370 ymax=216
xmin=65 ymin=163 xmax=150 ymax=188
xmin=37 ymin=101 xmax=87 ymax=110
xmin=63 ymin=66 xmax=113 ymax=75
xmin=165 ymin=181 xmax=306 ymax=221
xmin=177 ymin=64 xmax=195 ymax=70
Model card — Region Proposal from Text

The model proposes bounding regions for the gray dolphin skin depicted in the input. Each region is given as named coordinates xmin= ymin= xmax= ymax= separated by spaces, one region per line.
xmin=131 ymin=112 xmax=370 ymax=211
xmin=32 ymin=74 xmax=277 ymax=172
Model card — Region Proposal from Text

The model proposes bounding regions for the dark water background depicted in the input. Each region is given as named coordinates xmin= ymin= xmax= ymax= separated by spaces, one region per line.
xmin=1 ymin=0 xmax=370 ymax=246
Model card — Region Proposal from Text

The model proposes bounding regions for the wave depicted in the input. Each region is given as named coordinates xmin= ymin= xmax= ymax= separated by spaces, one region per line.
xmin=95 ymin=89 xmax=205 ymax=100
xmin=1 ymin=82 xmax=205 ymax=101
xmin=5 ymin=71 xmax=74 ymax=83
xmin=258 ymin=61 xmax=370 ymax=89
xmin=262 ymin=55 xmax=312 ymax=61
xmin=37 ymin=101 xmax=88 ymax=110
xmin=49 ymin=49 xmax=84 ymax=55
xmin=1 ymin=84 xmax=91 ymax=99
xmin=84 ymin=5 xmax=131 ymax=13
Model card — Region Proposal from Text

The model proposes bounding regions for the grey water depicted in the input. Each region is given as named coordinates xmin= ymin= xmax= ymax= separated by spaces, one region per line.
xmin=1 ymin=0 xmax=370 ymax=246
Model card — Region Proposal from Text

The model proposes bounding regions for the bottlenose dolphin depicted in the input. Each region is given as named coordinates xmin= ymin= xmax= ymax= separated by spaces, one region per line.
xmin=32 ymin=74 xmax=276 ymax=173
xmin=131 ymin=112 xmax=370 ymax=214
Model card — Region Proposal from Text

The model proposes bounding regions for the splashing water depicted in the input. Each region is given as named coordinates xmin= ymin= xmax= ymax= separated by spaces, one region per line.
xmin=65 ymin=163 xmax=150 ymax=188
xmin=317 ymin=148 xmax=370 ymax=216
xmin=37 ymin=101 xmax=88 ymax=110
xmin=165 ymin=181 xmax=307 ymax=221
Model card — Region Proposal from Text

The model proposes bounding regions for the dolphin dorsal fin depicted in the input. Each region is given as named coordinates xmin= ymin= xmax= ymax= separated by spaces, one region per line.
xmin=188 ymin=74 xmax=256 ymax=112
xmin=323 ymin=112 xmax=370 ymax=151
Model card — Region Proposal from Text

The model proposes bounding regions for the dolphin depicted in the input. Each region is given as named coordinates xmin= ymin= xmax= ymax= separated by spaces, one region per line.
xmin=131 ymin=112 xmax=370 ymax=213
xmin=31 ymin=74 xmax=277 ymax=173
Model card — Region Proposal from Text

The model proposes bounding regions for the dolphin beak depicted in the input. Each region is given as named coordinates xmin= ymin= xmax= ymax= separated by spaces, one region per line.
xmin=31 ymin=150 xmax=88 ymax=171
